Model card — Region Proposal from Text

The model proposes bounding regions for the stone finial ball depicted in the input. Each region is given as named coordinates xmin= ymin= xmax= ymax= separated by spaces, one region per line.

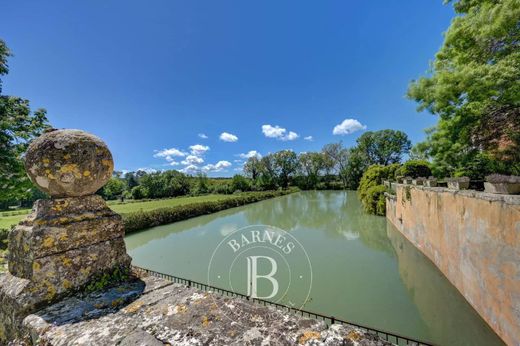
xmin=24 ymin=129 xmax=114 ymax=197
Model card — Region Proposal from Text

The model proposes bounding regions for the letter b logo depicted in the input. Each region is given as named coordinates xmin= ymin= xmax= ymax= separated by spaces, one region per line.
xmin=246 ymin=256 xmax=279 ymax=299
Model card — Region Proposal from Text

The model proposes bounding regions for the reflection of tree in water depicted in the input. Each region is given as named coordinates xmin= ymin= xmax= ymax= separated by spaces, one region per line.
xmin=243 ymin=191 xmax=394 ymax=255
xmin=386 ymin=222 xmax=504 ymax=346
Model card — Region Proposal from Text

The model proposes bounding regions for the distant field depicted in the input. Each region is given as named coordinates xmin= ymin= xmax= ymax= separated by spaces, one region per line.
xmin=0 ymin=194 xmax=240 ymax=229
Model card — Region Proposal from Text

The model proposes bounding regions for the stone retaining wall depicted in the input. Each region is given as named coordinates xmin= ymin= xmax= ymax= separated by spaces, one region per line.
xmin=386 ymin=185 xmax=520 ymax=346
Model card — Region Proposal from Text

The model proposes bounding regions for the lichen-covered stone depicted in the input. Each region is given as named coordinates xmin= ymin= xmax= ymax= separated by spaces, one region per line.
xmin=19 ymin=275 xmax=393 ymax=346
xmin=24 ymin=129 xmax=113 ymax=198
xmin=0 ymin=129 xmax=131 ymax=343
xmin=8 ymin=195 xmax=126 ymax=278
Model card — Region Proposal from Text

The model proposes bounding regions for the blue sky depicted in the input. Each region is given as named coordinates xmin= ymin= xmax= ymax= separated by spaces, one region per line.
xmin=1 ymin=1 xmax=454 ymax=176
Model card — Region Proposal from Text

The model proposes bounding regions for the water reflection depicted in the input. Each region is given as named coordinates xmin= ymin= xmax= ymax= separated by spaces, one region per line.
xmin=125 ymin=191 xmax=503 ymax=346
xmin=386 ymin=222 xmax=504 ymax=346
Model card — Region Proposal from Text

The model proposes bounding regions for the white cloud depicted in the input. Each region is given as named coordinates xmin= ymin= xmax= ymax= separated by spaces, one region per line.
xmin=262 ymin=124 xmax=299 ymax=141
xmin=203 ymin=160 xmax=232 ymax=172
xmin=285 ymin=131 xmax=299 ymax=141
xmin=169 ymin=161 xmax=180 ymax=166
xmin=180 ymin=165 xmax=200 ymax=174
xmin=234 ymin=159 xmax=243 ymax=163
xmin=136 ymin=167 xmax=158 ymax=174
xmin=198 ymin=133 xmax=208 ymax=139
xmin=189 ymin=144 xmax=210 ymax=156
xmin=234 ymin=167 xmax=243 ymax=172
xmin=153 ymin=148 xmax=186 ymax=162
xmin=181 ymin=155 xmax=204 ymax=165
xmin=219 ymin=132 xmax=238 ymax=142
xmin=238 ymin=150 xmax=262 ymax=159
xmin=333 ymin=118 xmax=367 ymax=135
xmin=304 ymin=136 xmax=314 ymax=141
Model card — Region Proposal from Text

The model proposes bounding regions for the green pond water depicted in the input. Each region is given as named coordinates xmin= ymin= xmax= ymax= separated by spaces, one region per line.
xmin=125 ymin=191 xmax=503 ymax=346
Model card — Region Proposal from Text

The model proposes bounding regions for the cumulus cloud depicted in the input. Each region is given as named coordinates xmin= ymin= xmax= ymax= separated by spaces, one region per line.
xmin=180 ymin=165 xmax=200 ymax=174
xmin=304 ymin=136 xmax=313 ymax=141
xmin=198 ymin=133 xmax=208 ymax=139
xmin=262 ymin=124 xmax=299 ymax=141
xmin=203 ymin=160 xmax=232 ymax=172
xmin=189 ymin=144 xmax=210 ymax=156
xmin=238 ymin=150 xmax=262 ymax=159
xmin=182 ymin=155 xmax=204 ymax=165
xmin=153 ymin=148 xmax=186 ymax=162
xmin=219 ymin=132 xmax=238 ymax=142
xmin=136 ymin=167 xmax=158 ymax=174
xmin=332 ymin=118 xmax=367 ymax=135
xmin=169 ymin=161 xmax=180 ymax=166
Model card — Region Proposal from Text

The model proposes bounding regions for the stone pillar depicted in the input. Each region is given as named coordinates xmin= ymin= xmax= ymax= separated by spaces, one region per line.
xmin=0 ymin=129 xmax=131 ymax=342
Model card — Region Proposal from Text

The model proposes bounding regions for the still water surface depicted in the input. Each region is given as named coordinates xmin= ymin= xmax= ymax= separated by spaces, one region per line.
xmin=125 ymin=191 xmax=503 ymax=346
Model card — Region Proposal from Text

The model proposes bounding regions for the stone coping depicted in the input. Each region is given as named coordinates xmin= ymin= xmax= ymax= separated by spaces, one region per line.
xmin=392 ymin=183 xmax=520 ymax=205
xmin=15 ymin=275 xmax=392 ymax=346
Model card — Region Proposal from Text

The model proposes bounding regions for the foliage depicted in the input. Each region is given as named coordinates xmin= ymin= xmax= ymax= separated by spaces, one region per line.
xmin=408 ymin=0 xmax=520 ymax=177
xmin=322 ymin=142 xmax=350 ymax=187
xmin=395 ymin=160 xmax=432 ymax=179
xmin=355 ymin=130 xmax=411 ymax=166
xmin=130 ymin=185 xmax=148 ymax=200
xmin=297 ymin=152 xmax=327 ymax=189
xmin=272 ymin=150 xmax=298 ymax=188
xmin=99 ymin=177 xmax=126 ymax=200
xmin=358 ymin=164 xmax=399 ymax=215
xmin=194 ymin=172 xmax=209 ymax=194
xmin=0 ymin=39 xmax=50 ymax=202
xmin=139 ymin=170 xmax=190 ymax=198
xmin=243 ymin=156 xmax=261 ymax=180
xmin=363 ymin=185 xmax=387 ymax=216
xmin=340 ymin=148 xmax=368 ymax=189
xmin=123 ymin=189 xmax=297 ymax=232
xmin=85 ymin=266 xmax=130 ymax=293
xmin=230 ymin=174 xmax=251 ymax=192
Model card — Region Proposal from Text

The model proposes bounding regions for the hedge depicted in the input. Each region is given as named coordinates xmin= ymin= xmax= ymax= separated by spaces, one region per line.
xmin=123 ymin=189 xmax=297 ymax=233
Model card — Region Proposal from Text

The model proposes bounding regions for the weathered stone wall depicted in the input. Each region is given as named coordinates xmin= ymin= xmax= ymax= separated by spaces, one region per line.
xmin=386 ymin=185 xmax=520 ymax=346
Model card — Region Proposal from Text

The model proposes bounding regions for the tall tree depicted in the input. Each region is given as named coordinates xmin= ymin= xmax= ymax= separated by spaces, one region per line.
xmin=273 ymin=150 xmax=298 ymax=188
xmin=0 ymin=39 xmax=50 ymax=202
xmin=298 ymin=152 xmax=326 ymax=189
xmin=408 ymin=0 xmax=520 ymax=177
xmin=322 ymin=142 xmax=350 ymax=187
xmin=355 ymin=130 xmax=411 ymax=166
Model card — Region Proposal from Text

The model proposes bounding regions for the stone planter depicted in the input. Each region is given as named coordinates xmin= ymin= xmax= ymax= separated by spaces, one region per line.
xmin=484 ymin=174 xmax=520 ymax=195
xmin=403 ymin=177 xmax=413 ymax=184
xmin=447 ymin=177 xmax=470 ymax=190
xmin=412 ymin=178 xmax=425 ymax=186
xmin=424 ymin=178 xmax=437 ymax=187
xmin=484 ymin=182 xmax=520 ymax=195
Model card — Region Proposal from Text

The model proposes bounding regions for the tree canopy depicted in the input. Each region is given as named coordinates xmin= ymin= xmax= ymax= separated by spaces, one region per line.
xmin=0 ymin=39 xmax=50 ymax=202
xmin=408 ymin=0 xmax=520 ymax=177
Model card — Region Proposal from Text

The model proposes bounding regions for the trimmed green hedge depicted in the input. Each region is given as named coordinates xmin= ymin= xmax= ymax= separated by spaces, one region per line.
xmin=123 ymin=189 xmax=297 ymax=233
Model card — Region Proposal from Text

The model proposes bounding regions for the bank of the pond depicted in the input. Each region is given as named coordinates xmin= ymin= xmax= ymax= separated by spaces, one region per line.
xmin=123 ymin=189 xmax=297 ymax=233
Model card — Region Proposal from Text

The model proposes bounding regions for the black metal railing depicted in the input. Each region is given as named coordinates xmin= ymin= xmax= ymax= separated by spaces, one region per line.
xmin=132 ymin=265 xmax=435 ymax=346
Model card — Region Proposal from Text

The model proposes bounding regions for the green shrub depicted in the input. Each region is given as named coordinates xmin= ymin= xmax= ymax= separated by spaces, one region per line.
xmin=358 ymin=164 xmax=398 ymax=215
xmin=363 ymin=185 xmax=387 ymax=216
xmin=395 ymin=160 xmax=431 ymax=179
xmin=131 ymin=186 xmax=148 ymax=200
xmin=231 ymin=175 xmax=251 ymax=192
xmin=123 ymin=189 xmax=297 ymax=232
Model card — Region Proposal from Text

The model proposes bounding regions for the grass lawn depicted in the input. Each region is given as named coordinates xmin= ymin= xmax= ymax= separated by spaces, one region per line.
xmin=0 ymin=194 xmax=241 ymax=229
